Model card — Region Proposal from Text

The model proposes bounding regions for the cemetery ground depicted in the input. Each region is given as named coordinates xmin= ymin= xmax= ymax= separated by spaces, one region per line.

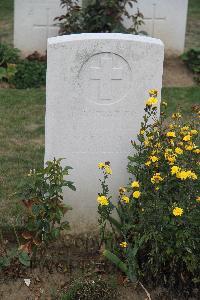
xmin=0 ymin=1 xmax=200 ymax=300
xmin=0 ymin=86 xmax=199 ymax=300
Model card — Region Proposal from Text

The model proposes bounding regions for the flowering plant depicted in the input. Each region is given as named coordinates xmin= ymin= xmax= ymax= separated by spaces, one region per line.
xmin=97 ymin=90 xmax=200 ymax=289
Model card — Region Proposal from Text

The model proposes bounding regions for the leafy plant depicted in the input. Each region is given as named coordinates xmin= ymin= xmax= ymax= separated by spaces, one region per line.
xmin=0 ymin=43 xmax=20 ymax=67
xmin=18 ymin=158 xmax=76 ymax=264
xmin=97 ymin=90 xmax=200 ymax=290
xmin=0 ymin=247 xmax=31 ymax=270
xmin=181 ymin=48 xmax=200 ymax=84
xmin=10 ymin=59 xmax=46 ymax=89
xmin=0 ymin=63 xmax=17 ymax=82
xmin=0 ymin=43 xmax=47 ymax=88
xmin=56 ymin=0 xmax=144 ymax=34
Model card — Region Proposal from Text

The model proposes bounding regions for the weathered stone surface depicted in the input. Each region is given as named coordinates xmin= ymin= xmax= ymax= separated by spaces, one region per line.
xmin=14 ymin=0 xmax=64 ymax=55
xmin=45 ymin=33 xmax=164 ymax=233
xmin=124 ymin=0 xmax=188 ymax=55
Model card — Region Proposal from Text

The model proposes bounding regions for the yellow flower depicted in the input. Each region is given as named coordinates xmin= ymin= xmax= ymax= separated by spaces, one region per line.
xmin=146 ymin=97 xmax=158 ymax=106
xmin=193 ymin=149 xmax=200 ymax=154
xmin=172 ymin=113 xmax=182 ymax=119
xmin=97 ymin=196 xmax=109 ymax=206
xmin=190 ymin=129 xmax=198 ymax=135
xmin=145 ymin=160 xmax=151 ymax=167
xmin=173 ymin=207 xmax=184 ymax=217
xmin=171 ymin=166 xmax=181 ymax=175
xmin=149 ymin=89 xmax=158 ymax=96
xmin=162 ymin=101 xmax=168 ymax=107
xmin=196 ymin=196 xmax=200 ymax=203
xmin=140 ymin=129 xmax=145 ymax=135
xmin=133 ymin=191 xmax=141 ymax=198
xmin=131 ymin=181 xmax=140 ymax=188
xmin=155 ymin=142 xmax=161 ymax=149
xmin=151 ymin=173 xmax=163 ymax=184
xmin=120 ymin=241 xmax=128 ymax=248
xmin=104 ymin=165 xmax=112 ymax=175
xmin=175 ymin=147 xmax=183 ymax=155
xmin=181 ymin=126 xmax=189 ymax=131
xmin=176 ymin=171 xmax=189 ymax=180
xmin=166 ymin=131 xmax=176 ymax=138
xmin=98 ymin=162 xmax=105 ymax=169
xmin=166 ymin=154 xmax=176 ymax=165
xmin=176 ymin=170 xmax=197 ymax=180
xmin=119 ymin=187 xmax=126 ymax=195
xmin=183 ymin=135 xmax=191 ymax=142
xmin=185 ymin=145 xmax=193 ymax=151
xmin=121 ymin=196 xmax=130 ymax=204
xmin=150 ymin=155 xmax=159 ymax=163
xmin=144 ymin=139 xmax=150 ymax=147
xmin=187 ymin=171 xmax=197 ymax=180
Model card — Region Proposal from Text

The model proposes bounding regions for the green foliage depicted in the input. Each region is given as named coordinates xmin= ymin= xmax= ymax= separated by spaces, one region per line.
xmin=0 ymin=63 xmax=17 ymax=81
xmin=97 ymin=90 xmax=200 ymax=290
xmin=10 ymin=60 xmax=46 ymax=89
xmin=0 ymin=43 xmax=46 ymax=88
xmin=0 ymin=43 xmax=19 ymax=84
xmin=103 ymin=249 xmax=127 ymax=274
xmin=18 ymin=158 xmax=76 ymax=262
xmin=56 ymin=0 xmax=144 ymax=34
xmin=61 ymin=277 xmax=117 ymax=300
xmin=181 ymin=48 xmax=200 ymax=84
xmin=0 ymin=247 xmax=30 ymax=270
xmin=0 ymin=43 xmax=20 ymax=67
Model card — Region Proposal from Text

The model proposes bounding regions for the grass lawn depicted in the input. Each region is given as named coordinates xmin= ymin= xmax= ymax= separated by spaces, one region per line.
xmin=0 ymin=0 xmax=13 ymax=45
xmin=186 ymin=0 xmax=200 ymax=50
xmin=0 ymin=86 xmax=199 ymax=227
xmin=0 ymin=88 xmax=45 ymax=227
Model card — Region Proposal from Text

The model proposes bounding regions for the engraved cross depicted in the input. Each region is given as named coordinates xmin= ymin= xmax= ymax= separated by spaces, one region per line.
xmin=90 ymin=56 xmax=123 ymax=101
xmin=33 ymin=8 xmax=56 ymax=41
xmin=144 ymin=3 xmax=166 ymax=36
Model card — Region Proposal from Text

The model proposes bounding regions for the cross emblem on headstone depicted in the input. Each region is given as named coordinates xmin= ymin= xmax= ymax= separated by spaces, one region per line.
xmin=89 ymin=56 xmax=123 ymax=101
xmin=33 ymin=8 xmax=57 ymax=41
xmin=143 ymin=3 xmax=166 ymax=37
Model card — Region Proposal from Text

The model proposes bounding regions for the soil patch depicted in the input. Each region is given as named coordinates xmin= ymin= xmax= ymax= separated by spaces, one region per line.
xmin=163 ymin=57 xmax=195 ymax=87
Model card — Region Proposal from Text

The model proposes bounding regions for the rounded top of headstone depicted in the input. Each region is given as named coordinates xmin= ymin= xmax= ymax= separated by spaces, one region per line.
xmin=48 ymin=33 xmax=164 ymax=47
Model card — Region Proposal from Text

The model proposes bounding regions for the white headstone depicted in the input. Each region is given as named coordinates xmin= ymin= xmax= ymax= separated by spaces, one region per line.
xmin=14 ymin=0 xmax=186 ymax=56
xmin=45 ymin=33 xmax=164 ymax=233
xmin=124 ymin=0 xmax=188 ymax=55
xmin=14 ymin=0 xmax=65 ymax=56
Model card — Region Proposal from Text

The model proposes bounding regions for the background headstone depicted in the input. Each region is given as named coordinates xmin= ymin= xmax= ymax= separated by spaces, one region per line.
xmin=124 ymin=0 xmax=188 ymax=55
xmin=45 ymin=33 xmax=164 ymax=233
xmin=14 ymin=0 xmax=65 ymax=56
xmin=14 ymin=0 xmax=187 ymax=56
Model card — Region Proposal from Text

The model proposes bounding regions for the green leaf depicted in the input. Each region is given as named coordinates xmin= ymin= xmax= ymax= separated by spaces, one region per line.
xmin=107 ymin=216 xmax=122 ymax=232
xmin=18 ymin=251 xmax=31 ymax=267
xmin=51 ymin=228 xmax=60 ymax=239
xmin=0 ymin=67 xmax=7 ymax=80
xmin=103 ymin=250 xmax=127 ymax=274
xmin=65 ymin=181 xmax=76 ymax=191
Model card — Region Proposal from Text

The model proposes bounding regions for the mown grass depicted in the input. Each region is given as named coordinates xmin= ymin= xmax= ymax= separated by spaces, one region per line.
xmin=185 ymin=0 xmax=200 ymax=50
xmin=0 ymin=88 xmax=45 ymax=227
xmin=0 ymin=87 xmax=199 ymax=227
xmin=162 ymin=87 xmax=200 ymax=116
xmin=0 ymin=0 xmax=13 ymax=45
